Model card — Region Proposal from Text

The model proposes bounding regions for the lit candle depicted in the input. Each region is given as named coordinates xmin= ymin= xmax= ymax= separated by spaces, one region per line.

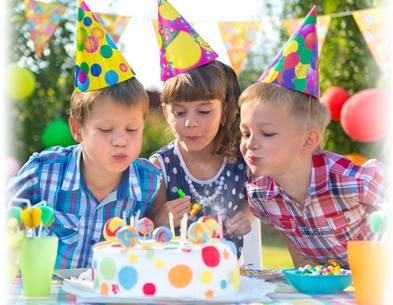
xmin=134 ymin=210 xmax=140 ymax=231
xmin=218 ymin=213 xmax=224 ymax=241
xmin=130 ymin=216 xmax=135 ymax=228
xmin=169 ymin=212 xmax=175 ymax=240
xmin=180 ymin=213 xmax=188 ymax=242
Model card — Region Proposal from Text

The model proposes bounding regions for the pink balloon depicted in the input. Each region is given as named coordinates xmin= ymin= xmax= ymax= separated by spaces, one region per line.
xmin=340 ymin=89 xmax=388 ymax=142
xmin=6 ymin=156 xmax=20 ymax=178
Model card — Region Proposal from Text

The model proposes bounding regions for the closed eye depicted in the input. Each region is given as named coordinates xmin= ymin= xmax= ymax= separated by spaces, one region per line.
xmin=99 ymin=128 xmax=112 ymax=132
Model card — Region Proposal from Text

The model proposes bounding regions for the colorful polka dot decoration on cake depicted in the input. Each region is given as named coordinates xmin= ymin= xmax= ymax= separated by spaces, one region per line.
xmin=258 ymin=6 xmax=320 ymax=98
xmin=92 ymin=239 xmax=239 ymax=299
xmin=157 ymin=0 xmax=218 ymax=81
xmin=75 ymin=0 xmax=135 ymax=92
xmin=103 ymin=217 xmax=126 ymax=242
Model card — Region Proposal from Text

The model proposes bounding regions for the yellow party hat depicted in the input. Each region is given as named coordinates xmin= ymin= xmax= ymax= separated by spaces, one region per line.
xmin=158 ymin=0 xmax=218 ymax=81
xmin=75 ymin=0 xmax=135 ymax=92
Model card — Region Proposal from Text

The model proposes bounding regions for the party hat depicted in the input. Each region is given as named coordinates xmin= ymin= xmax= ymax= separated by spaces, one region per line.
xmin=259 ymin=6 xmax=319 ymax=98
xmin=75 ymin=0 xmax=135 ymax=92
xmin=158 ymin=0 xmax=218 ymax=81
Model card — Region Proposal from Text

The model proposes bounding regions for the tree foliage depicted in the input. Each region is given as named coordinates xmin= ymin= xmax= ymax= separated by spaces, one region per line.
xmin=239 ymin=0 xmax=386 ymax=159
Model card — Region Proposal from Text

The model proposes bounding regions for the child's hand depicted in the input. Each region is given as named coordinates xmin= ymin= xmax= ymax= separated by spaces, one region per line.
xmin=155 ymin=196 xmax=191 ymax=227
xmin=225 ymin=211 xmax=252 ymax=236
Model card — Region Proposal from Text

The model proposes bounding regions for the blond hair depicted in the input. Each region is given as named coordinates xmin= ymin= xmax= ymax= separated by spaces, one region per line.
xmin=70 ymin=78 xmax=149 ymax=124
xmin=239 ymin=82 xmax=330 ymax=133
xmin=161 ymin=60 xmax=241 ymax=159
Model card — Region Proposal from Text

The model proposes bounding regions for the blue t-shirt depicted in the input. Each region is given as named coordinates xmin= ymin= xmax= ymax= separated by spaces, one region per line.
xmin=151 ymin=140 xmax=248 ymax=257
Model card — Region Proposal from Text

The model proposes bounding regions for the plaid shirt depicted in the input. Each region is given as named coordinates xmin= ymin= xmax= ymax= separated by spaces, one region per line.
xmin=7 ymin=145 xmax=161 ymax=269
xmin=246 ymin=151 xmax=386 ymax=267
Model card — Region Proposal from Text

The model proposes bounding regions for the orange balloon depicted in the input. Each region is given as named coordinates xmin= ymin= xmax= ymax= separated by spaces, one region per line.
xmin=345 ymin=153 xmax=368 ymax=166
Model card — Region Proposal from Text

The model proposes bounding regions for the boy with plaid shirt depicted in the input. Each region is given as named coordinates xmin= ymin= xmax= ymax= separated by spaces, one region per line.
xmin=239 ymin=7 xmax=386 ymax=268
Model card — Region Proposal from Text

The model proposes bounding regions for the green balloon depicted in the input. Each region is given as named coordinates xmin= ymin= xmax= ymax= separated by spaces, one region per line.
xmin=368 ymin=211 xmax=383 ymax=233
xmin=42 ymin=119 xmax=75 ymax=148
xmin=7 ymin=64 xmax=36 ymax=100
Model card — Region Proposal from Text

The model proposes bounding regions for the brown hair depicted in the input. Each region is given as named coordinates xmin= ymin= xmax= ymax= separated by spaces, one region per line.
xmin=70 ymin=78 xmax=149 ymax=124
xmin=161 ymin=60 xmax=241 ymax=159
xmin=239 ymin=82 xmax=330 ymax=133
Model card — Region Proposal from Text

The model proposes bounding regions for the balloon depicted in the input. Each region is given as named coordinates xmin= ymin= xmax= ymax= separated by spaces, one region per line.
xmin=340 ymin=89 xmax=388 ymax=142
xmin=7 ymin=64 xmax=36 ymax=100
xmin=42 ymin=119 xmax=74 ymax=148
xmin=345 ymin=153 xmax=368 ymax=166
xmin=321 ymin=87 xmax=350 ymax=121
xmin=5 ymin=156 xmax=20 ymax=178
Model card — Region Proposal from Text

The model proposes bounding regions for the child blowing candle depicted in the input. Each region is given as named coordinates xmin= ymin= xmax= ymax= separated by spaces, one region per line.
xmin=149 ymin=0 xmax=253 ymax=259
xmin=239 ymin=6 xmax=387 ymax=268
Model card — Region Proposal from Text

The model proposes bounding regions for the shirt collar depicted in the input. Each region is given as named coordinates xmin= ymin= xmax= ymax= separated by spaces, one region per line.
xmin=61 ymin=145 xmax=82 ymax=191
xmin=61 ymin=145 xmax=142 ymax=202
xmin=248 ymin=153 xmax=330 ymax=202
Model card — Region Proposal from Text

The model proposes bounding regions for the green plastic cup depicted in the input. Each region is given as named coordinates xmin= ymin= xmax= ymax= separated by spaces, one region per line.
xmin=20 ymin=236 xmax=58 ymax=297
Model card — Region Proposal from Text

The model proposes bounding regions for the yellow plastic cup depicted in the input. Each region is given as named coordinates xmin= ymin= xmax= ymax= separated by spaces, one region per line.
xmin=20 ymin=236 xmax=58 ymax=297
xmin=347 ymin=240 xmax=391 ymax=305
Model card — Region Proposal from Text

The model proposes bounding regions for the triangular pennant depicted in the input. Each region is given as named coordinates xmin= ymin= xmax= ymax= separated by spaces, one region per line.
xmin=75 ymin=0 xmax=135 ymax=92
xmin=96 ymin=13 xmax=131 ymax=43
xmin=260 ymin=6 xmax=319 ymax=98
xmin=218 ymin=21 xmax=262 ymax=74
xmin=353 ymin=8 xmax=388 ymax=71
xmin=158 ymin=0 xmax=218 ymax=80
xmin=283 ymin=15 xmax=330 ymax=56
xmin=24 ymin=0 xmax=66 ymax=57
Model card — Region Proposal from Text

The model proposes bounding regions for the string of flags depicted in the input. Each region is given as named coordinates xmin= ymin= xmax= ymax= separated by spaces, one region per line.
xmin=23 ymin=0 xmax=388 ymax=74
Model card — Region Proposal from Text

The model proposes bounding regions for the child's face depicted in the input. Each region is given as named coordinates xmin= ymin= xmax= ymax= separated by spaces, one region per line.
xmin=162 ymin=99 xmax=222 ymax=153
xmin=74 ymin=97 xmax=144 ymax=176
xmin=240 ymin=101 xmax=306 ymax=177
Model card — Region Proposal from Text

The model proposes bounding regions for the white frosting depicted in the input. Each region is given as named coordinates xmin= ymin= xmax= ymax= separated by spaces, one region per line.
xmin=92 ymin=239 xmax=239 ymax=299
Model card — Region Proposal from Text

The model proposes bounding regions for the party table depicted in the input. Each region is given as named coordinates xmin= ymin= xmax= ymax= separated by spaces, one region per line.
xmin=8 ymin=276 xmax=358 ymax=305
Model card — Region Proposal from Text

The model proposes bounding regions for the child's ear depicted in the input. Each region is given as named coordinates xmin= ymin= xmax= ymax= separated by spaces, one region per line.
xmin=301 ymin=129 xmax=322 ymax=153
xmin=161 ymin=103 xmax=169 ymax=121
xmin=69 ymin=116 xmax=82 ymax=143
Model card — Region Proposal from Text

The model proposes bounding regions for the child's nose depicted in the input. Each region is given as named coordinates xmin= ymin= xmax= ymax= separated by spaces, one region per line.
xmin=246 ymin=135 xmax=259 ymax=150
xmin=112 ymin=131 xmax=128 ymax=147
xmin=184 ymin=117 xmax=198 ymax=128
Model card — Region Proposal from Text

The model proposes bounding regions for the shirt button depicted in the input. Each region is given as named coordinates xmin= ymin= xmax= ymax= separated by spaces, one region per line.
xmin=345 ymin=217 xmax=351 ymax=222
xmin=90 ymin=240 xmax=96 ymax=245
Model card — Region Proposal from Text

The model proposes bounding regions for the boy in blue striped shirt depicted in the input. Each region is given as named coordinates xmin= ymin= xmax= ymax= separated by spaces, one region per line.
xmin=7 ymin=0 xmax=161 ymax=269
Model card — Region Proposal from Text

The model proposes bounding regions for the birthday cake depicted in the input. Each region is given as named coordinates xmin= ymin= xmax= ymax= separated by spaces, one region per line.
xmin=91 ymin=216 xmax=240 ymax=299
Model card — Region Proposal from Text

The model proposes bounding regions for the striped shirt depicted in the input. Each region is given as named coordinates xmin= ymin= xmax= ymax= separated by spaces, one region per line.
xmin=7 ymin=145 xmax=161 ymax=269
xmin=246 ymin=151 xmax=386 ymax=267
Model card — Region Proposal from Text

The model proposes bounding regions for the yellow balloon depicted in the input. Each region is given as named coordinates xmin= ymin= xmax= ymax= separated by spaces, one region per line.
xmin=166 ymin=31 xmax=201 ymax=70
xmin=7 ymin=64 xmax=36 ymax=100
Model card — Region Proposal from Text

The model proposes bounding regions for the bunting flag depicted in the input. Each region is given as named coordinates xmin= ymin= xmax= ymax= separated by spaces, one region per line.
xmin=96 ymin=13 xmax=131 ymax=43
xmin=218 ymin=22 xmax=262 ymax=74
xmin=24 ymin=0 xmax=66 ymax=57
xmin=283 ymin=15 xmax=330 ymax=56
xmin=352 ymin=8 xmax=387 ymax=71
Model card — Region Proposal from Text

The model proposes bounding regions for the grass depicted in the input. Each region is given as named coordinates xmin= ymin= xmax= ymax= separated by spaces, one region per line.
xmin=261 ymin=223 xmax=294 ymax=269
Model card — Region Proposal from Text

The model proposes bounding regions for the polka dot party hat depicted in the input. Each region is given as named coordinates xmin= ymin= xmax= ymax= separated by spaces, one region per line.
xmin=158 ymin=0 xmax=219 ymax=81
xmin=75 ymin=0 xmax=135 ymax=92
xmin=259 ymin=6 xmax=320 ymax=99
